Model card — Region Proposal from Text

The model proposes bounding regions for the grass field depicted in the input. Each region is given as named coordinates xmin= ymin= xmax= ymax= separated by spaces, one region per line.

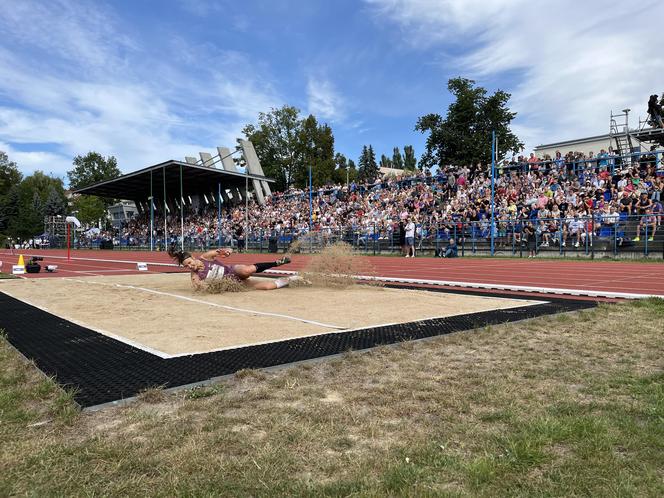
xmin=1 ymin=299 xmax=663 ymax=496
xmin=0 ymin=272 xmax=18 ymax=279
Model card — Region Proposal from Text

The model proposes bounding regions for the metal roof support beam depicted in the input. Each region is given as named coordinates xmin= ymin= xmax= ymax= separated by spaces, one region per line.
xmin=217 ymin=147 xmax=244 ymax=202
xmin=199 ymin=152 xmax=215 ymax=168
xmin=238 ymin=139 xmax=269 ymax=205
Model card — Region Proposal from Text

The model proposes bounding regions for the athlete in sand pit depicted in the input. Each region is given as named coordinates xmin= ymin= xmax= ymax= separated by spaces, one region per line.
xmin=168 ymin=246 xmax=296 ymax=291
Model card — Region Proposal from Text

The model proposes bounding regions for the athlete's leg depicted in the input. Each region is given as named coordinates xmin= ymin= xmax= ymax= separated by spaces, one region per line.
xmin=232 ymin=256 xmax=291 ymax=280
xmin=242 ymin=276 xmax=295 ymax=290
xmin=232 ymin=264 xmax=258 ymax=280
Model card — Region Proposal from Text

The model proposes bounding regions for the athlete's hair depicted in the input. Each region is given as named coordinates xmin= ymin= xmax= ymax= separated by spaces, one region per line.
xmin=168 ymin=246 xmax=192 ymax=266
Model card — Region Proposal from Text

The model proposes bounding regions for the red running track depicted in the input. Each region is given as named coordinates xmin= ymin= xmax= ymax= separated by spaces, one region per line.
xmin=1 ymin=249 xmax=663 ymax=298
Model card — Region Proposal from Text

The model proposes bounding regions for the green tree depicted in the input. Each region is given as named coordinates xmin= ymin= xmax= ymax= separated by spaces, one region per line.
xmin=68 ymin=152 xmax=121 ymax=190
xmin=380 ymin=154 xmax=393 ymax=170
xmin=0 ymin=184 xmax=19 ymax=234
xmin=243 ymin=106 xmax=339 ymax=190
xmin=0 ymin=151 xmax=23 ymax=238
xmin=333 ymin=153 xmax=348 ymax=184
xmin=72 ymin=194 xmax=106 ymax=225
xmin=358 ymin=146 xmax=368 ymax=182
xmin=392 ymin=147 xmax=404 ymax=170
xmin=358 ymin=145 xmax=379 ymax=183
xmin=347 ymin=159 xmax=358 ymax=184
xmin=7 ymin=172 xmax=67 ymax=239
xmin=242 ymin=105 xmax=303 ymax=191
xmin=294 ymin=115 xmax=336 ymax=188
xmin=0 ymin=151 xmax=22 ymax=197
xmin=44 ymin=186 xmax=66 ymax=216
xmin=404 ymin=145 xmax=417 ymax=171
xmin=415 ymin=77 xmax=523 ymax=168
xmin=314 ymin=123 xmax=335 ymax=186
xmin=67 ymin=152 xmax=120 ymax=212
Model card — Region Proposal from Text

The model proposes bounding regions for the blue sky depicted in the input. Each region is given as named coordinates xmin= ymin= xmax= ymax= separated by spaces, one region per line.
xmin=1 ymin=0 xmax=662 ymax=184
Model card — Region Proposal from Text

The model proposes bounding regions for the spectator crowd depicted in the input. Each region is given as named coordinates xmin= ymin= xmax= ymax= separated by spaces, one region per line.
xmin=76 ymin=147 xmax=663 ymax=254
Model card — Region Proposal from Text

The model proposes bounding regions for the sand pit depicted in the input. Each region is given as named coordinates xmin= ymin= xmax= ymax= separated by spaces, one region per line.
xmin=0 ymin=274 xmax=541 ymax=356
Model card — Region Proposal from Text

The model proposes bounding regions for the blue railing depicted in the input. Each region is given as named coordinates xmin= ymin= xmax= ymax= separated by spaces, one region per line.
xmin=50 ymin=213 xmax=662 ymax=258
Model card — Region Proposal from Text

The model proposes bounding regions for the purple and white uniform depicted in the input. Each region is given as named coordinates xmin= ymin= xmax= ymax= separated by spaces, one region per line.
xmin=195 ymin=259 xmax=237 ymax=281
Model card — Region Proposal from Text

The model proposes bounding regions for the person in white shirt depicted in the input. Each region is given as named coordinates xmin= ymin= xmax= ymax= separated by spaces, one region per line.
xmin=567 ymin=213 xmax=584 ymax=247
xmin=404 ymin=218 xmax=416 ymax=257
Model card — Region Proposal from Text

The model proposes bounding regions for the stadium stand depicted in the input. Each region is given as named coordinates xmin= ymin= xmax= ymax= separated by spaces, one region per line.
xmin=67 ymin=148 xmax=663 ymax=257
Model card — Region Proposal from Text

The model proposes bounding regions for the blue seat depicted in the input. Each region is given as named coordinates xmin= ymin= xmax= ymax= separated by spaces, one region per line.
xmin=599 ymin=226 xmax=614 ymax=238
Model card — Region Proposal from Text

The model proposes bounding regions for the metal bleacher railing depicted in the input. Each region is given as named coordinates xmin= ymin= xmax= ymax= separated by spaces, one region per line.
xmin=66 ymin=212 xmax=663 ymax=260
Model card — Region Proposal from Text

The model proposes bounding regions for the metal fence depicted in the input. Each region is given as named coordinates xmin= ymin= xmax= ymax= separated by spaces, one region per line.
xmin=47 ymin=213 xmax=663 ymax=259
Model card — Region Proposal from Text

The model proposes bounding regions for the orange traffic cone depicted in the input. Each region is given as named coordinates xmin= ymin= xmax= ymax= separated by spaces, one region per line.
xmin=17 ymin=254 xmax=25 ymax=267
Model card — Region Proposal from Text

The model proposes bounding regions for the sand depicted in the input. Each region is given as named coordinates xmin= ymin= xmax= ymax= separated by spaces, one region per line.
xmin=0 ymin=274 xmax=539 ymax=355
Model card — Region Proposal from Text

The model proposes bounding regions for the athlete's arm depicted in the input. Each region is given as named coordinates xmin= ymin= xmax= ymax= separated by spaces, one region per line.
xmin=200 ymin=248 xmax=232 ymax=260
xmin=191 ymin=272 xmax=204 ymax=290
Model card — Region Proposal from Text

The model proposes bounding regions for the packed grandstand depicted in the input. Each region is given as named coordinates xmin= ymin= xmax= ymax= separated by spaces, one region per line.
xmin=39 ymin=148 xmax=664 ymax=255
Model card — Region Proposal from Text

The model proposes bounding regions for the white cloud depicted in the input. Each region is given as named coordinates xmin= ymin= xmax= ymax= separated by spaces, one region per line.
xmin=0 ymin=0 xmax=134 ymax=73
xmin=0 ymin=1 xmax=283 ymax=182
xmin=0 ymin=141 xmax=70 ymax=183
xmin=366 ymin=0 xmax=664 ymax=151
xmin=307 ymin=77 xmax=346 ymax=123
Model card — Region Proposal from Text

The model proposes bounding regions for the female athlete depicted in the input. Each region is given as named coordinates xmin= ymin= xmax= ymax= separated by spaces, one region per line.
xmin=168 ymin=246 xmax=296 ymax=290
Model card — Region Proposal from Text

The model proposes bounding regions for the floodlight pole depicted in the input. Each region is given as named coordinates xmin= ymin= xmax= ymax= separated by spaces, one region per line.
xmin=490 ymin=130 xmax=496 ymax=257
xmin=217 ymin=182 xmax=222 ymax=247
xmin=180 ymin=164 xmax=184 ymax=251
xmin=309 ymin=164 xmax=313 ymax=230
xmin=245 ymin=170 xmax=249 ymax=252
xmin=163 ymin=165 xmax=167 ymax=250
xmin=149 ymin=170 xmax=154 ymax=251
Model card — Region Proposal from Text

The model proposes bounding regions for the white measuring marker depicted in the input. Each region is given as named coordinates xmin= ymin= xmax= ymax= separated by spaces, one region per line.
xmin=12 ymin=265 xmax=25 ymax=275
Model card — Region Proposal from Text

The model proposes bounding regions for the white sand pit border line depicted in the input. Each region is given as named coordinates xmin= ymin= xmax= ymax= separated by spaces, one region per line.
xmin=1 ymin=281 xmax=545 ymax=360
xmin=67 ymin=278 xmax=347 ymax=330
xmin=0 ymin=290 xmax=172 ymax=358
xmin=264 ymin=270 xmax=664 ymax=300
xmin=165 ymin=297 xmax=545 ymax=357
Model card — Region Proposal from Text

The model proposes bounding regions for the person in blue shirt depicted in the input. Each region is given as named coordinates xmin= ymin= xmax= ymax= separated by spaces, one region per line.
xmin=437 ymin=238 xmax=458 ymax=258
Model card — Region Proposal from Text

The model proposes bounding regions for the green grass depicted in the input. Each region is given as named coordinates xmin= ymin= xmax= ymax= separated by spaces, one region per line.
xmin=0 ymin=299 xmax=663 ymax=496
xmin=0 ymin=272 xmax=18 ymax=279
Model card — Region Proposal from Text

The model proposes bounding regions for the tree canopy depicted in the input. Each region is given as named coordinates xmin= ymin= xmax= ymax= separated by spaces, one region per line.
xmin=0 ymin=151 xmax=22 ymax=197
xmin=358 ymin=145 xmax=379 ymax=183
xmin=243 ymin=106 xmax=350 ymax=190
xmin=404 ymin=145 xmax=417 ymax=171
xmin=3 ymin=170 xmax=67 ymax=239
xmin=68 ymin=152 xmax=121 ymax=191
xmin=416 ymin=77 xmax=523 ymax=169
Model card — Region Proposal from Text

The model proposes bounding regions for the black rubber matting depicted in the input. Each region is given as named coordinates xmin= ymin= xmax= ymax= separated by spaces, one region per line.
xmin=0 ymin=287 xmax=596 ymax=408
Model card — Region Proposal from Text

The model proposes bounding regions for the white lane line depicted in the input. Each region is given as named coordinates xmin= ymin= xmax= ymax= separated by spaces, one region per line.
xmin=9 ymin=253 xmax=178 ymax=267
xmin=67 ymin=278 xmax=346 ymax=330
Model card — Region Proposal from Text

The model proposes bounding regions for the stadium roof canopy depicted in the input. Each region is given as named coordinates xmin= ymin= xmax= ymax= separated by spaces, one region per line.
xmin=73 ymin=160 xmax=275 ymax=199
